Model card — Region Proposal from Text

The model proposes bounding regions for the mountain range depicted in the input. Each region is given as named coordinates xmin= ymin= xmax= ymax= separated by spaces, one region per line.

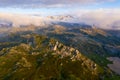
xmin=0 ymin=14 xmax=120 ymax=30
xmin=0 ymin=15 xmax=120 ymax=80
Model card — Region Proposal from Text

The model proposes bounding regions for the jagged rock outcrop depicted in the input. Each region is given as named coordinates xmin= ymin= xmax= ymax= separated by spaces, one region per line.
xmin=0 ymin=34 xmax=103 ymax=80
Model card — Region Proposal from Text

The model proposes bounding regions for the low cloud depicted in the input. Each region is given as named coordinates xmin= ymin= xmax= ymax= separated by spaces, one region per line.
xmin=0 ymin=13 xmax=51 ymax=27
xmin=77 ymin=9 xmax=120 ymax=29
xmin=0 ymin=9 xmax=120 ymax=30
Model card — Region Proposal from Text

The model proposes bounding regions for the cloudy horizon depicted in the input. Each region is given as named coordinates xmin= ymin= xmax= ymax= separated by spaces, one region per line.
xmin=0 ymin=0 xmax=120 ymax=29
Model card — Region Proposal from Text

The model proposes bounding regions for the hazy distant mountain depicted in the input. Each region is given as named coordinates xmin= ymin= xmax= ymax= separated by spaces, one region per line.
xmin=52 ymin=22 xmax=92 ymax=29
xmin=0 ymin=20 xmax=13 ymax=28
xmin=46 ymin=15 xmax=77 ymax=22
xmin=0 ymin=13 xmax=120 ymax=30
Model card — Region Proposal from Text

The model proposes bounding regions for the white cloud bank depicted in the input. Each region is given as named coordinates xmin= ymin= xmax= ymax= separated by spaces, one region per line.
xmin=77 ymin=9 xmax=120 ymax=29
xmin=0 ymin=13 xmax=52 ymax=27
xmin=0 ymin=8 xmax=120 ymax=30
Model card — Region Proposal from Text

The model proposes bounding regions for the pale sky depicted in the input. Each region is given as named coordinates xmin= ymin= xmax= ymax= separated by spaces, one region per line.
xmin=0 ymin=0 xmax=120 ymax=15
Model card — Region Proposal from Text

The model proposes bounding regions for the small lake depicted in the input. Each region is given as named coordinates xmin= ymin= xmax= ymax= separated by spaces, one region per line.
xmin=107 ymin=57 xmax=120 ymax=75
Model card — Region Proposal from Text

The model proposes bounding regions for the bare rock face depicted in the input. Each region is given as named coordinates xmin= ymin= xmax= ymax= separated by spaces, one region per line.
xmin=53 ymin=41 xmax=59 ymax=51
xmin=48 ymin=40 xmax=98 ymax=72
